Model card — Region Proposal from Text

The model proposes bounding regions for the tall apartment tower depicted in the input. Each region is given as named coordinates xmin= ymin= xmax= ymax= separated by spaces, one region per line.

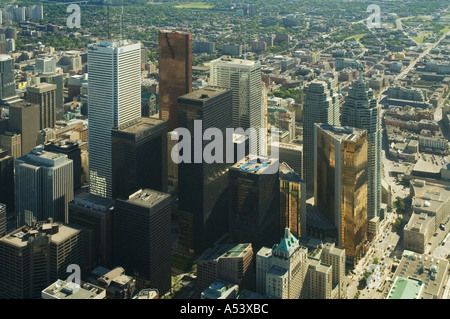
xmin=111 ymin=117 xmax=168 ymax=199
xmin=15 ymin=147 xmax=74 ymax=227
xmin=8 ymin=101 xmax=40 ymax=156
xmin=210 ymin=57 xmax=264 ymax=152
xmin=0 ymin=220 xmax=83 ymax=299
xmin=279 ymin=162 xmax=306 ymax=238
xmin=341 ymin=71 xmax=382 ymax=222
xmin=26 ymin=83 xmax=57 ymax=130
xmin=114 ymin=189 xmax=172 ymax=295
xmin=68 ymin=192 xmax=115 ymax=273
xmin=314 ymin=124 xmax=368 ymax=267
xmin=158 ymin=30 xmax=192 ymax=131
xmin=305 ymin=257 xmax=333 ymax=299
xmin=0 ymin=149 xmax=14 ymax=213
xmin=177 ymin=87 xmax=233 ymax=254
xmin=256 ymin=228 xmax=308 ymax=299
xmin=229 ymin=155 xmax=280 ymax=251
xmin=0 ymin=54 xmax=16 ymax=101
xmin=87 ymin=40 xmax=142 ymax=198
xmin=197 ymin=243 xmax=254 ymax=297
xmin=302 ymin=78 xmax=341 ymax=196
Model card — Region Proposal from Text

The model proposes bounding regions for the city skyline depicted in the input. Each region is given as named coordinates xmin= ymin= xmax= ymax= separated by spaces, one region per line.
xmin=0 ymin=0 xmax=449 ymax=303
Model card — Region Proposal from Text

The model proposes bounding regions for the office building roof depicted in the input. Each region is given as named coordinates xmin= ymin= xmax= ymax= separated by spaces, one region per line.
xmin=125 ymin=189 xmax=171 ymax=209
xmin=198 ymin=243 xmax=253 ymax=262
xmin=387 ymin=277 xmax=423 ymax=299
xmin=178 ymin=86 xmax=231 ymax=102
xmin=316 ymin=123 xmax=366 ymax=142
xmin=42 ymin=280 xmax=105 ymax=299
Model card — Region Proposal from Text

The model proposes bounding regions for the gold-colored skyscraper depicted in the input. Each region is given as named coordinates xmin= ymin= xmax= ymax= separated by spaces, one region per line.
xmin=158 ymin=30 xmax=192 ymax=131
xmin=314 ymin=123 xmax=368 ymax=267
xmin=279 ymin=162 xmax=306 ymax=238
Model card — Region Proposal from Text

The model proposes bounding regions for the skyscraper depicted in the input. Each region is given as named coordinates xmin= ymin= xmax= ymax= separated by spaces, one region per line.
xmin=0 ymin=220 xmax=83 ymax=299
xmin=229 ymin=155 xmax=280 ymax=251
xmin=69 ymin=191 xmax=114 ymax=273
xmin=0 ymin=54 xmax=16 ymax=102
xmin=26 ymin=83 xmax=57 ymax=130
xmin=111 ymin=117 xmax=168 ymax=199
xmin=88 ymin=40 xmax=142 ymax=198
xmin=177 ymin=87 xmax=233 ymax=254
xmin=279 ymin=162 xmax=306 ymax=238
xmin=0 ymin=149 xmax=14 ymax=214
xmin=302 ymin=78 xmax=341 ymax=195
xmin=15 ymin=147 xmax=74 ymax=227
xmin=0 ymin=203 xmax=6 ymax=237
xmin=210 ymin=57 xmax=264 ymax=152
xmin=114 ymin=189 xmax=172 ymax=295
xmin=38 ymin=73 xmax=65 ymax=121
xmin=8 ymin=101 xmax=40 ymax=156
xmin=341 ymin=71 xmax=382 ymax=223
xmin=45 ymin=139 xmax=82 ymax=191
xmin=158 ymin=30 xmax=192 ymax=131
xmin=314 ymin=124 xmax=368 ymax=267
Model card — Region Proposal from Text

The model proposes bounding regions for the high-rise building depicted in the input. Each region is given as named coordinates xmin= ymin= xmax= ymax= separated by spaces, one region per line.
xmin=111 ymin=117 xmax=168 ymax=199
xmin=177 ymin=87 xmax=233 ymax=254
xmin=229 ymin=155 xmax=280 ymax=251
xmin=38 ymin=73 xmax=65 ymax=121
xmin=304 ymin=257 xmax=333 ymax=299
xmin=167 ymin=131 xmax=179 ymax=192
xmin=68 ymin=192 xmax=114 ymax=272
xmin=15 ymin=147 xmax=74 ymax=227
xmin=8 ymin=101 xmax=40 ymax=156
xmin=45 ymin=139 xmax=82 ymax=191
xmin=35 ymin=56 xmax=56 ymax=74
xmin=256 ymin=228 xmax=308 ymax=299
xmin=302 ymin=78 xmax=341 ymax=195
xmin=88 ymin=40 xmax=142 ymax=198
xmin=321 ymin=242 xmax=345 ymax=298
xmin=0 ymin=54 xmax=16 ymax=101
xmin=158 ymin=30 xmax=192 ymax=131
xmin=279 ymin=162 xmax=306 ymax=238
xmin=26 ymin=83 xmax=57 ymax=130
xmin=210 ymin=57 xmax=264 ymax=152
xmin=314 ymin=124 xmax=368 ymax=267
xmin=0 ymin=203 xmax=6 ymax=237
xmin=114 ymin=189 xmax=172 ymax=295
xmin=341 ymin=71 xmax=382 ymax=223
xmin=0 ymin=131 xmax=21 ymax=158
xmin=274 ymin=142 xmax=302 ymax=177
xmin=42 ymin=280 xmax=106 ymax=299
xmin=197 ymin=243 xmax=254 ymax=297
xmin=0 ymin=220 xmax=83 ymax=299
xmin=0 ymin=149 xmax=14 ymax=213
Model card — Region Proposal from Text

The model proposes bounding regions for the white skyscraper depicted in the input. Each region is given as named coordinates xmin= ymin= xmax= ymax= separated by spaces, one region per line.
xmin=88 ymin=40 xmax=142 ymax=198
xmin=15 ymin=147 xmax=74 ymax=227
xmin=210 ymin=57 xmax=264 ymax=153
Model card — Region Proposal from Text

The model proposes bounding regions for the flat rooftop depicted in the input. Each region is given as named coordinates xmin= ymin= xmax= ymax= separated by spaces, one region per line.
xmin=316 ymin=123 xmax=366 ymax=142
xmin=116 ymin=117 xmax=166 ymax=134
xmin=73 ymin=191 xmax=115 ymax=212
xmin=307 ymin=257 xmax=332 ymax=274
xmin=198 ymin=243 xmax=252 ymax=262
xmin=42 ymin=280 xmax=105 ymax=300
xmin=410 ymin=179 xmax=450 ymax=214
xmin=388 ymin=277 xmax=423 ymax=299
xmin=231 ymin=155 xmax=279 ymax=175
xmin=178 ymin=86 xmax=231 ymax=102
xmin=267 ymin=265 xmax=288 ymax=277
xmin=126 ymin=189 xmax=171 ymax=208
xmin=211 ymin=56 xmax=259 ymax=67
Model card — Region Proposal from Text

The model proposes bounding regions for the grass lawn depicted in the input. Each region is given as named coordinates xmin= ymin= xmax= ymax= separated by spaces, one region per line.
xmin=412 ymin=37 xmax=424 ymax=43
xmin=174 ymin=2 xmax=214 ymax=9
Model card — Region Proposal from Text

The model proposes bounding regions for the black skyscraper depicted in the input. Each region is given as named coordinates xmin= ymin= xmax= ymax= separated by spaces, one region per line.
xmin=177 ymin=87 xmax=233 ymax=255
xmin=112 ymin=117 xmax=168 ymax=199
xmin=0 ymin=149 xmax=14 ymax=214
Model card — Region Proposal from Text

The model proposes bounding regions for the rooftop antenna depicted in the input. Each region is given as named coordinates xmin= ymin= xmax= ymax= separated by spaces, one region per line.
xmin=106 ymin=0 xmax=111 ymax=41
xmin=120 ymin=0 xmax=124 ymax=41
